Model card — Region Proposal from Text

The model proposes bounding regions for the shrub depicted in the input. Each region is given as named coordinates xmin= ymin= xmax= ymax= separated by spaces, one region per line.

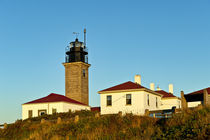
xmin=0 ymin=107 xmax=209 ymax=140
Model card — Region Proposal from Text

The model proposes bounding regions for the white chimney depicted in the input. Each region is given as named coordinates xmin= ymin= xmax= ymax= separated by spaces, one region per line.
xmin=135 ymin=75 xmax=141 ymax=85
xmin=150 ymin=83 xmax=155 ymax=91
xmin=169 ymin=84 xmax=173 ymax=94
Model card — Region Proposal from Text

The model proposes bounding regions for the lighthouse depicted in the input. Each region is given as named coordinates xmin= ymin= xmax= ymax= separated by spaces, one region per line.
xmin=63 ymin=29 xmax=90 ymax=105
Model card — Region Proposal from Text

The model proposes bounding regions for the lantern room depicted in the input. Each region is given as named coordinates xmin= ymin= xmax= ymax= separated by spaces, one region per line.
xmin=65 ymin=38 xmax=88 ymax=63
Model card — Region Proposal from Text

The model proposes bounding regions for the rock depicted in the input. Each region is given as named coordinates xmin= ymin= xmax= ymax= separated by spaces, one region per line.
xmin=118 ymin=111 xmax=123 ymax=117
xmin=66 ymin=136 xmax=70 ymax=140
xmin=74 ymin=115 xmax=79 ymax=123
xmin=57 ymin=117 xmax=62 ymax=124
xmin=145 ymin=109 xmax=149 ymax=116
xmin=4 ymin=123 xmax=7 ymax=129
xmin=41 ymin=119 xmax=45 ymax=124
xmin=95 ymin=113 xmax=100 ymax=118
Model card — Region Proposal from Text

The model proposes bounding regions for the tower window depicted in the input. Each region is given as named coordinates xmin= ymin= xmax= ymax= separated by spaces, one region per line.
xmin=147 ymin=94 xmax=150 ymax=106
xmin=107 ymin=95 xmax=112 ymax=106
xmin=126 ymin=94 xmax=132 ymax=105
xmin=83 ymin=69 xmax=86 ymax=77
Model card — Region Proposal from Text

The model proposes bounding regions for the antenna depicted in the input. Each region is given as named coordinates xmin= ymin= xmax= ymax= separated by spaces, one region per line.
xmin=73 ymin=32 xmax=79 ymax=39
xmin=84 ymin=28 xmax=86 ymax=48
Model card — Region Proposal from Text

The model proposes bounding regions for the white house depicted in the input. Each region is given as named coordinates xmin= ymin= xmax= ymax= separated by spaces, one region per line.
xmin=98 ymin=75 xmax=163 ymax=115
xmin=22 ymin=93 xmax=90 ymax=120
xmin=148 ymin=83 xmax=182 ymax=110
xmin=155 ymin=89 xmax=181 ymax=110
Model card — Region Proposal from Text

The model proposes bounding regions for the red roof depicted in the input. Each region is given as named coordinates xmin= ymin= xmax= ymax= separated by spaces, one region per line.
xmin=155 ymin=90 xmax=177 ymax=98
xmin=91 ymin=107 xmax=101 ymax=112
xmin=24 ymin=93 xmax=87 ymax=106
xmin=187 ymin=87 xmax=210 ymax=95
xmin=99 ymin=81 xmax=146 ymax=92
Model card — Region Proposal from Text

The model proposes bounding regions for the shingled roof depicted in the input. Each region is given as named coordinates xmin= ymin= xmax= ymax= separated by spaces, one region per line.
xmin=23 ymin=93 xmax=87 ymax=106
xmin=98 ymin=81 xmax=163 ymax=97
xmin=99 ymin=81 xmax=146 ymax=92
xmin=155 ymin=90 xmax=177 ymax=98
xmin=187 ymin=87 xmax=210 ymax=95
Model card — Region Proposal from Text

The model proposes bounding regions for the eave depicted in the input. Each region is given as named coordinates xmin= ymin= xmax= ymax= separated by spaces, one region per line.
xmin=98 ymin=88 xmax=163 ymax=97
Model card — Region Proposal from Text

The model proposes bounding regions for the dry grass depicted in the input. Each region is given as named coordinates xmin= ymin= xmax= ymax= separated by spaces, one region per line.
xmin=0 ymin=107 xmax=209 ymax=140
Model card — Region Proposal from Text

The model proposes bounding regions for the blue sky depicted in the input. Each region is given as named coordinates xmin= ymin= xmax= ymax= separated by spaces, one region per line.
xmin=0 ymin=0 xmax=209 ymax=123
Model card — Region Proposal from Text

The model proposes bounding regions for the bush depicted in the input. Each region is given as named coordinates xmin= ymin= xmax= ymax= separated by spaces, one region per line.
xmin=0 ymin=107 xmax=209 ymax=140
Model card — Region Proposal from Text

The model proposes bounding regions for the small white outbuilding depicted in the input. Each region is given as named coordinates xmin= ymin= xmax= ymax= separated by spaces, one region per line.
xmin=22 ymin=93 xmax=90 ymax=120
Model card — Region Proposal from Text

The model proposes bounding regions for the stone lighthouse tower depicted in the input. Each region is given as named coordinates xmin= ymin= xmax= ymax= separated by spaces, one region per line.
xmin=63 ymin=29 xmax=90 ymax=105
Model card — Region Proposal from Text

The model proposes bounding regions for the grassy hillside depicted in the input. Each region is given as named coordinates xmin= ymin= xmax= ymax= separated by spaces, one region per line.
xmin=0 ymin=107 xmax=209 ymax=140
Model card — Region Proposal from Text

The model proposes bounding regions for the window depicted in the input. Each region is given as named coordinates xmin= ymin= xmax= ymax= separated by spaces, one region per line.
xmin=38 ymin=110 xmax=47 ymax=116
xmin=147 ymin=94 xmax=150 ymax=106
xmin=52 ymin=108 xmax=57 ymax=114
xmin=83 ymin=69 xmax=86 ymax=77
xmin=126 ymin=94 xmax=132 ymax=105
xmin=40 ymin=111 xmax=45 ymax=116
xmin=28 ymin=110 xmax=33 ymax=118
xmin=107 ymin=95 xmax=112 ymax=106
xmin=156 ymin=97 xmax=158 ymax=108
